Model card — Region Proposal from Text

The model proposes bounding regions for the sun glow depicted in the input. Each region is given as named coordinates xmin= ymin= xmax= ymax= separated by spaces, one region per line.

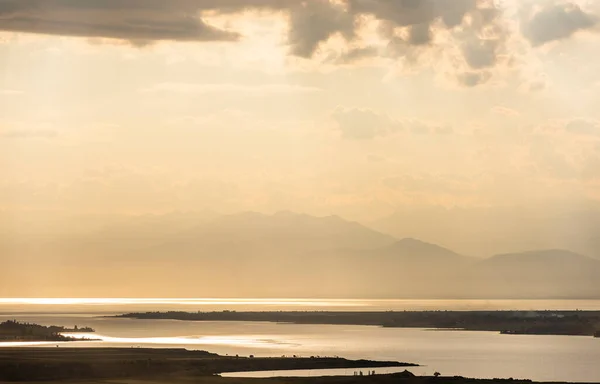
xmin=0 ymin=298 xmax=365 ymax=306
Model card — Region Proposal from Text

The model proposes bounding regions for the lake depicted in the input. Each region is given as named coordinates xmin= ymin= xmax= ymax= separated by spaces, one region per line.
xmin=0 ymin=299 xmax=599 ymax=382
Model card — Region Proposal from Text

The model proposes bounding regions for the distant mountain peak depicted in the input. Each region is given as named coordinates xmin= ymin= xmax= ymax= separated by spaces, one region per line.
xmin=373 ymin=237 xmax=473 ymax=265
xmin=390 ymin=238 xmax=459 ymax=254
xmin=396 ymin=237 xmax=436 ymax=246
xmin=179 ymin=210 xmax=397 ymax=252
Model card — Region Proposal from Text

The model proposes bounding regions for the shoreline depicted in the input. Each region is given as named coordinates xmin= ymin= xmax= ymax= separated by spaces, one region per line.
xmin=0 ymin=320 xmax=98 ymax=343
xmin=113 ymin=310 xmax=600 ymax=337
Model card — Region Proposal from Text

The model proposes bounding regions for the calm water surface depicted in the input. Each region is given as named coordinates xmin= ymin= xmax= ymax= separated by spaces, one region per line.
xmin=0 ymin=299 xmax=599 ymax=383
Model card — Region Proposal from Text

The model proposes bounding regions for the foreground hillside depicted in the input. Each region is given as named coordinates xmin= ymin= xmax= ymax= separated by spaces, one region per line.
xmin=0 ymin=347 xmax=592 ymax=384
xmin=0 ymin=348 xmax=414 ymax=382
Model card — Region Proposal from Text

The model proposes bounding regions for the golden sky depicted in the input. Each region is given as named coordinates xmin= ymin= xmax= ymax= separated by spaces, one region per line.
xmin=1 ymin=0 xmax=600 ymax=222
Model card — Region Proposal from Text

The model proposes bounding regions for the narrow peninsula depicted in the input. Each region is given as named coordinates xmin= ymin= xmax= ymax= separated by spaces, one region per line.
xmin=0 ymin=320 xmax=96 ymax=342
xmin=115 ymin=310 xmax=600 ymax=337
xmin=0 ymin=347 xmax=416 ymax=381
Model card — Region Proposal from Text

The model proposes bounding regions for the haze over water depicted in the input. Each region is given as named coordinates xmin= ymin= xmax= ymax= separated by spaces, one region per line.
xmin=2 ymin=298 xmax=600 ymax=383
xmin=3 ymin=298 xmax=600 ymax=313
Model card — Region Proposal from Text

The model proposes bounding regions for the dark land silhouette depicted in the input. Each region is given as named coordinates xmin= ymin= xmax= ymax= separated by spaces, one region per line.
xmin=116 ymin=310 xmax=600 ymax=337
xmin=0 ymin=347 xmax=415 ymax=382
xmin=0 ymin=320 xmax=95 ymax=342
xmin=0 ymin=347 xmax=593 ymax=384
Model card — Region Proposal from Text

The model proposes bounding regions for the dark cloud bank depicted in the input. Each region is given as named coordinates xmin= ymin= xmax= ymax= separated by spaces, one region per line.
xmin=0 ymin=0 xmax=597 ymax=85
xmin=0 ymin=0 xmax=488 ymax=52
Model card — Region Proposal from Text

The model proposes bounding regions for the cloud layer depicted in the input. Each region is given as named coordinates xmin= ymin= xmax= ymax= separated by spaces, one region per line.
xmin=0 ymin=0 xmax=599 ymax=87
xmin=522 ymin=2 xmax=598 ymax=46
xmin=1 ymin=128 xmax=58 ymax=139
xmin=0 ymin=0 xmax=504 ymax=56
xmin=141 ymin=82 xmax=322 ymax=95
xmin=333 ymin=107 xmax=401 ymax=140
xmin=0 ymin=0 xmax=246 ymax=43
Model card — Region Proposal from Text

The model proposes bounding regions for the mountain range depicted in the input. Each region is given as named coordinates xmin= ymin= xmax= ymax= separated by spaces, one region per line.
xmin=1 ymin=211 xmax=599 ymax=298
xmin=372 ymin=205 xmax=600 ymax=257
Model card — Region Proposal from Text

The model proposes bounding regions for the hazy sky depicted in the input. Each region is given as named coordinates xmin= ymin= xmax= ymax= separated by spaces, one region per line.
xmin=1 ymin=0 xmax=600 ymax=222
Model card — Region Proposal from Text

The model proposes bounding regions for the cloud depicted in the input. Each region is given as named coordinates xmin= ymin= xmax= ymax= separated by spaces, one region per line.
xmin=462 ymin=38 xmax=500 ymax=69
xmin=367 ymin=154 xmax=387 ymax=163
xmin=492 ymin=106 xmax=520 ymax=117
xmin=332 ymin=107 xmax=454 ymax=140
xmin=0 ymin=1 xmax=502 ymax=60
xmin=0 ymin=0 xmax=243 ymax=44
xmin=565 ymin=119 xmax=600 ymax=136
xmin=527 ymin=139 xmax=578 ymax=180
xmin=332 ymin=107 xmax=401 ymax=140
xmin=456 ymin=71 xmax=492 ymax=87
xmin=1 ymin=129 xmax=58 ymax=139
xmin=0 ymin=89 xmax=24 ymax=95
xmin=411 ymin=122 xmax=431 ymax=135
xmin=407 ymin=23 xmax=432 ymax=46
xmin=522 ymin=2 xmax=598 ymax=46
xmin=524 ymin=79 xmax=548 ymax=92
xmin=333 ymin=46 xmax=380 ymax=64
xmin=435 ymin=126 xmax=454 ymax=135
xmin=348 ymin=0 xmax=478 ymax=30
xmin=0 ymin=0 xmax=354 ymax=54
xmin=383 ymin=174 xmax=470 ymax=196
xmin=288 ymin=0 xmax=355 ymax=58
xmin=358 ymin=0 xmax=508 ymax=78
xmin=0 ymin=0 xmax=519 ymax=89
xmin=141 ymin=82 xmax=322 ymax=95
xmin=408 ymin=121 xmax=453 ymax=135
xmin=6 ymin=0 xmax=595 ymax=89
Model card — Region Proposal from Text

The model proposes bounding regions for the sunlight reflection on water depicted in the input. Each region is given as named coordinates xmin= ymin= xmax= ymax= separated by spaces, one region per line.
xmin=61 ymin=332 xmax=299 ymax=348
xmin=1 ymin=315 xmax=599 ymax=383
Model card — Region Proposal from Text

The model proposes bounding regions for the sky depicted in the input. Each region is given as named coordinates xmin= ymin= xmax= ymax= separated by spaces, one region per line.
xmin=1 ymin=0 xmax=600 ymax=223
